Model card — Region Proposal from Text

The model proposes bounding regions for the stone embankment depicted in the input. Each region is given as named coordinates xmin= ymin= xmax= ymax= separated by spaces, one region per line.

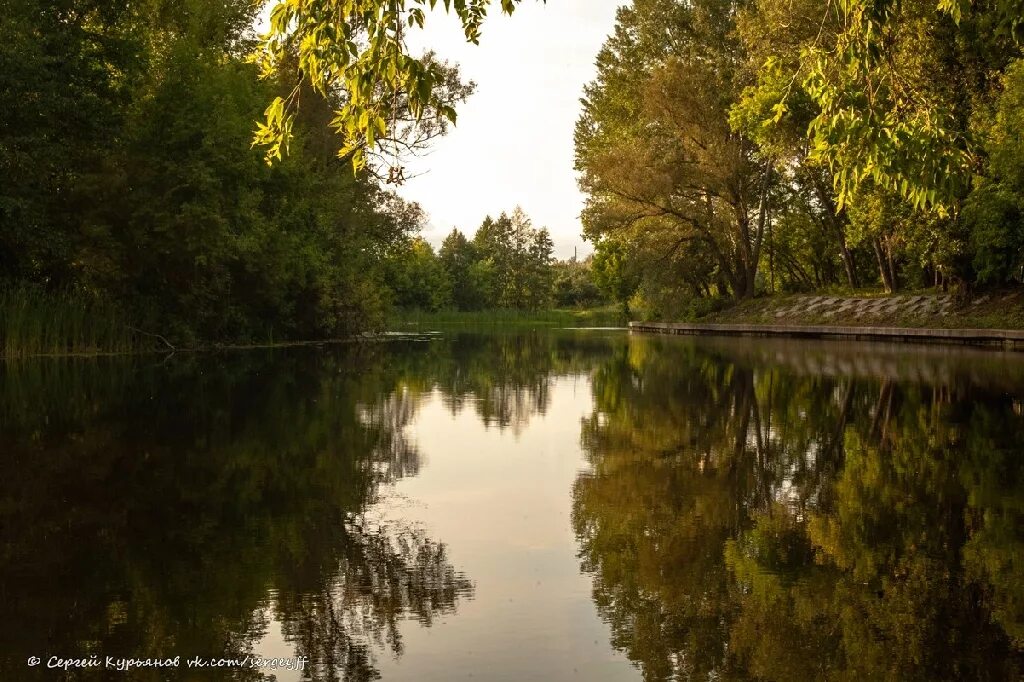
xmin=630 ymin=292 xmax=1024 ymax=351
xmin=769 ymin=294 xmax=957 ymax=321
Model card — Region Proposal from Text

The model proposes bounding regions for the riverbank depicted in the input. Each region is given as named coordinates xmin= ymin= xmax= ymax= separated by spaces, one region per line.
xmin=0 ymin=336 xmax=381 ymax=361
xmin=700 ymin=290 xmax=1024 ymax=328
xmin=631 ymin=290 xmax=1024 ymax=350
xmin=1 ymin=306 xmax=625 ymax=360
xmin=388 ymin=307 xmax=626 ymax=329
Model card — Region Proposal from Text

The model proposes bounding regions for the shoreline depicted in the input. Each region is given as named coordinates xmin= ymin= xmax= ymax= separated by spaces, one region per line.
xmin=629 ymin=321 xmax=1024 ymax=351
xmin=0 ymin=335 xmax=381 ymax=362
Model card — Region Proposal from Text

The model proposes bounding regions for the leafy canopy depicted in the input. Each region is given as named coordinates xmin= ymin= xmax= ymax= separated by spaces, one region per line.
xmin=253 ymin=0 xmax=542 ymax=174
xmin=745 ymin=0 xmax=1024 ymax=214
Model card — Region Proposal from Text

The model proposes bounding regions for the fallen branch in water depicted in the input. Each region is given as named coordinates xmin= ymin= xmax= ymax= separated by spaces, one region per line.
xmin=128 ymin=326 xmax=176 ymax=351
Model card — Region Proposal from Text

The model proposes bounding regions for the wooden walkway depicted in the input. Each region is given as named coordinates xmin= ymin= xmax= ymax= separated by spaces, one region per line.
xmin=628 ymin=321 xmax=1024 ymax=351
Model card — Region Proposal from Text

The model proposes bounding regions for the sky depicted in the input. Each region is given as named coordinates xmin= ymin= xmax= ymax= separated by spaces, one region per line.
xmin=399 ymin=1 xmax=622 ymax=259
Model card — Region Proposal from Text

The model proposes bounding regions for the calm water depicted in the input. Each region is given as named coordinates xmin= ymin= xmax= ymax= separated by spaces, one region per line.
xmin=2 ymin=330 xmax=1023 ymax=680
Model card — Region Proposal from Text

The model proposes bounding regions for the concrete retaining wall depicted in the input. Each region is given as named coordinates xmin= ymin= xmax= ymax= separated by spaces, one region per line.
xmin=628 ymin=321 xmax=1024 ymax=351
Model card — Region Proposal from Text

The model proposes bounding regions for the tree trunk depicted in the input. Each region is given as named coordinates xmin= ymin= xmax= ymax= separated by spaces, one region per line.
xmin=808 ymin=170 xmax=858 ymax=288
xmin=742 ymin=164 xmax=773 ymax=299
xmin=886 ymin=242 xmax=898 ymax=292
xmin=768 ymin=207 xmax=775 ymax=295
xmin=740 ymin=267 xmax=756 ymax=299
xmin=872 ymin=237 xmax=897 ymax=293
xmin=838 ymin=234 xmax=857 ymax=289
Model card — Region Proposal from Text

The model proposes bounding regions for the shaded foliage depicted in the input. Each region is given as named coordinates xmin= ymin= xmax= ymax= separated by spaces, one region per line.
xmin=0 ymin=0 xmax=434 ymax=346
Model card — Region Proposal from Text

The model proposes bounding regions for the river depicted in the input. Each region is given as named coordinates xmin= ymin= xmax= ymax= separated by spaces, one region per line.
xmin=1 ymin=329 xmax=1022 ymax=680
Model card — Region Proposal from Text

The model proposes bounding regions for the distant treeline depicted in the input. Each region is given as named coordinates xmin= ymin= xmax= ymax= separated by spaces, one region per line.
xmin=386 ymin=208 xmax=610 ymax=313
xmin=0 ymin=0 xmax=466 ymax=350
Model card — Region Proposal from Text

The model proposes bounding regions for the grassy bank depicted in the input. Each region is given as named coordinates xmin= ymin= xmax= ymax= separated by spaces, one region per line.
xmin=388 ymin=307 xmax=627 ymax=329
xmin=1 ymin=289 xmax=139 ymax=359
xmin=2 ymin=296 xmax=629 ymax=361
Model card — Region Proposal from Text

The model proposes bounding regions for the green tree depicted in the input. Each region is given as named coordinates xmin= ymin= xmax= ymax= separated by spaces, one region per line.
xmin=504 ymin=207 xmax=553 ymax=309
xmin=387 ymin=237 xmax=453 ymax=311
xmin=575 ymin=0 xmax=773 ymax=300
xmin=731 ymin=0 xmax=864 ymax=288
xmin=468 ymin=208 xmax=553 ymax=309
xmin=0 ymin=0 xmax=147 ymax=285
xmin=964 ymin=60 xmax=1024 ymax=284
xmin=552 ymin=257 xmax=606 ymax=308
xmin=1 ymin=0 xmax=436 ymax=345
xmin=254 ymin=0 xmax=538 ymax=172
xmin=473 ymin=213 xmax=514 ymax=300
xmin=439 ymin=228 xmax=487 ymax=310
xmin=590 ymin=238 xmax=641 ymax=315
xmin=737 ymin=0 xmax=1021 ymax=214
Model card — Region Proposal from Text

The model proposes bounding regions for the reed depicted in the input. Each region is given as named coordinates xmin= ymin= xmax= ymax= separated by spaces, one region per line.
xmin=0 ymin=287 xmax=138 ymax=359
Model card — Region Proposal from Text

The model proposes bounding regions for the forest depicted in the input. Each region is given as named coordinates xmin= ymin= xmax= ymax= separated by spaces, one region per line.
xmin=575 ymin=0 xmax=1024 ymax=318
xmin=3 ymin=0 xmax=1024 ymax=351
xmin=0 ymin=0 xmax=607 ymax=354
xmin=1 ymin=0 xmax=435 ymax=349
xmin=388 ymin=208 xmax=607 ymax=313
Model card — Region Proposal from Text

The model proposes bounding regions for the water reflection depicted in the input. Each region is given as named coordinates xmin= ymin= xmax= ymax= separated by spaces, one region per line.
xmin=574 ymin=336 xmax=1024 ymax=680
xmin=0 ymin=330 xmax=622 ymax=681
xmin=3 ymin=331 xmax=1024 ymax=680
xmin=386 ymin=330 xmax=617 ymax=432
xmin=0 ymin=348 xmax=475 ymax=681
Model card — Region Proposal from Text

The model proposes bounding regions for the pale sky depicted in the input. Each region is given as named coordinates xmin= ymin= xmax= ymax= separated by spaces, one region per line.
xmin=400 ymin=1 xmax=622 ymax=259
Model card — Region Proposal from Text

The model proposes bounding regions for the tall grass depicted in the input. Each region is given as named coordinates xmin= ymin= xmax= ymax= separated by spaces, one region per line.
xmin=388 ymin=307 xmax=628 ymax=329
xmin=1 ymin=288 xmax=138 ymax=359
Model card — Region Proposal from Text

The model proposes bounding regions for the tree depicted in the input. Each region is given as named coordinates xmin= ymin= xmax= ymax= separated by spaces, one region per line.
xmin=440 ymin=228 xmax=487 ymax=309
xmin=964 ymin=60 xmax=1024 ymax=284
xmin=0 ymin=0 xmax=432 ymax=344
xmin=463 ymin=208 xmax=553 ymax=310
xmin=590 ymin=238 xmax=641 ymax=315
xmin=254 ymin=0 xmax=541 ymax=174
xmin=738 ymin=0 xmax=1022 ymax=214
xmin=575 ymin=0 xmax=773 ymax=300
xmin=0 ymin=0 xmax=148 ymax=285
xmin=503 ymin=207 xmax=553 ymax=309
xmin=387 ymin=237 xmax=452 ymax=311
xmin=552 ymin=257 xmax=606 ymax=308
xmin=577 ymin=0 xmax=1024 ymax=307
xmin=730 ymin=0 xmax=862 ymax=288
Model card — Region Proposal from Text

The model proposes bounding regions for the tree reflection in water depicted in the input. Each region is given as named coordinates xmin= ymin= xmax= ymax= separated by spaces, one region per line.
xmin=0 ymin=346 xmax=475 ymax=681
xmin=0 ymin=330 xmax=622 ymax=681
xmin=574 ymin=336 xmax=1024 ymax=681
xmin=4 ymin=331 xmax=1022 ymax=681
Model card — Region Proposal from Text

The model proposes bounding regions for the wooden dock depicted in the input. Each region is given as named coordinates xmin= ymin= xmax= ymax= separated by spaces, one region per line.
xmin=628 ymin=321 xmax=1024 ymax=351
